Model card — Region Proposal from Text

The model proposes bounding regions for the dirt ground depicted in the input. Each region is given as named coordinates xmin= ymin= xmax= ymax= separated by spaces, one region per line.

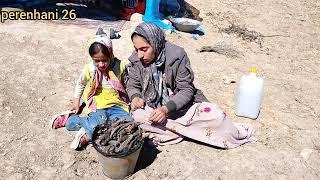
xmin=0 ymin=0 xmax=320 ymax=179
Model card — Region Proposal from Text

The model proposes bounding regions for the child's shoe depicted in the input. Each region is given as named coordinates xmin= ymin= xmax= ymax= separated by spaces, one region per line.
xmin=51 ymin=110 xmax=74 ymax=129
xmin=70 ymin=128 xmax=89 ymax=150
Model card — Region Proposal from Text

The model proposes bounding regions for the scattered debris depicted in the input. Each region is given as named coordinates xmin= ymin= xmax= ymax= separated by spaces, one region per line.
xmin=199 ymin=33 xmax=242 ymax=58
xmin=37 ymin=97 xmax=45 ymax=102
xmin=109 ymin=28 xmax=121 ymax=39
xmin=221 ymin=24 xmax=264 ymax=47
xmin=0 ymin=151 xmax=9 ymax=156
xmin=221 ymin=23 xmax=290 ymax=48
xmin=223 ymin=76 xmax=236 ymax=84
xmin=199 ymin=45 xmax=241 ymax=58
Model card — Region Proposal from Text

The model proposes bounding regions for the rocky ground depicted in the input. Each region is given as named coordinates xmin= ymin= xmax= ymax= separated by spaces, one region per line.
xmin=0 ymin=0 xmax=319 ymax=179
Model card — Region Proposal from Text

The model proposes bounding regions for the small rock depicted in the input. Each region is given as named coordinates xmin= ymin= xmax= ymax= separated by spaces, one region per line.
xmin=50 ymin=91 xmax=56 ymax=95
xmin=5 ymin=106 xmax=10 ymax=110
xmin=1 ymin=151 xmax=8 ymax=156
xmin=62 ymin=160 xmax=75 ymax=170
xmin=300 ymin=148 xmax=313 ymax=160
xmin=8 ymin=111 xmax=13 ymax=116
xmin=222 ymin=76 xmax=236 ymax=84
xmin=37 ymin=97 xmax=45 ymax=102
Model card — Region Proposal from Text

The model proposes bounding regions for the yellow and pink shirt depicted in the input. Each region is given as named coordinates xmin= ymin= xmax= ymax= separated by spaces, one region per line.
xmin=74 ymin=59 xmax=129 ymax=114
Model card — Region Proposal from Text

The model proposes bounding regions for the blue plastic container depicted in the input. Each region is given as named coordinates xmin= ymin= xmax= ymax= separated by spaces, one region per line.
xmin=143 ymin=0 xmax=175 ymax=31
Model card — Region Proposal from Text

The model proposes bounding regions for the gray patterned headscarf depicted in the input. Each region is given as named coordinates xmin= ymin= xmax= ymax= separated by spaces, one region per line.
xmin=131 ymin=22 xmax=170 ymax=108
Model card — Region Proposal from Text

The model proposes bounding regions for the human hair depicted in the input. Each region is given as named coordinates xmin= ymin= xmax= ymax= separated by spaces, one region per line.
xmin=88 ymin=42 xmax=111 ymax=58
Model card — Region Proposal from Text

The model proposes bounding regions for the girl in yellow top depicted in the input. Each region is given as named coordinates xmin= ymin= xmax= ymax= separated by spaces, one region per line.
xmin=51 ymin=28 xmax=132 ymax=150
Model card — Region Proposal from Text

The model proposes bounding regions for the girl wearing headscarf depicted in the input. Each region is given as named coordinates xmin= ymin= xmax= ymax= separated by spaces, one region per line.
xmin=51 ymin=28 xmax=132 ymax=150
xmin=126 ymin=22 xmax=256 ymax=148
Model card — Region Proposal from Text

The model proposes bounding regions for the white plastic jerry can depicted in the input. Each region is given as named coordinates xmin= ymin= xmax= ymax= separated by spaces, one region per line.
xmin=235 ymin=68 xmax=264 ymax=119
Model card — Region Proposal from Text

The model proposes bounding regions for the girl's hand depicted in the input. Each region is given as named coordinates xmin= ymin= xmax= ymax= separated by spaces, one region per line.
xmin=149 ymin=106 xmax=168 ymax=125
xmin=67 ymin=98 xmax=80 ymax=114
xmin=131 ymin=97 xmax=145 ymax=111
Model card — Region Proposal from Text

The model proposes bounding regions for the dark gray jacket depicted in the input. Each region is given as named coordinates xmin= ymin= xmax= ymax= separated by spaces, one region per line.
xmin=126 ymin=42 xmax=208 ymax=112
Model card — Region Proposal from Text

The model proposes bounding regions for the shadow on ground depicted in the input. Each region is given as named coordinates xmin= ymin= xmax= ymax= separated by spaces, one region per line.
xmin=134 ymin=141 xmax=161 ymax=172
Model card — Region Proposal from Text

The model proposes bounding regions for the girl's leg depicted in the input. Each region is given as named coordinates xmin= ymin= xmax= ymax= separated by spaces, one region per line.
xmin=107 ymin=106 xmax=133 ymax=123
xmin=64 ymin=114 xmax=84 ymax=131
xmin=65 ymin=109 xmax=108 ymax=139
